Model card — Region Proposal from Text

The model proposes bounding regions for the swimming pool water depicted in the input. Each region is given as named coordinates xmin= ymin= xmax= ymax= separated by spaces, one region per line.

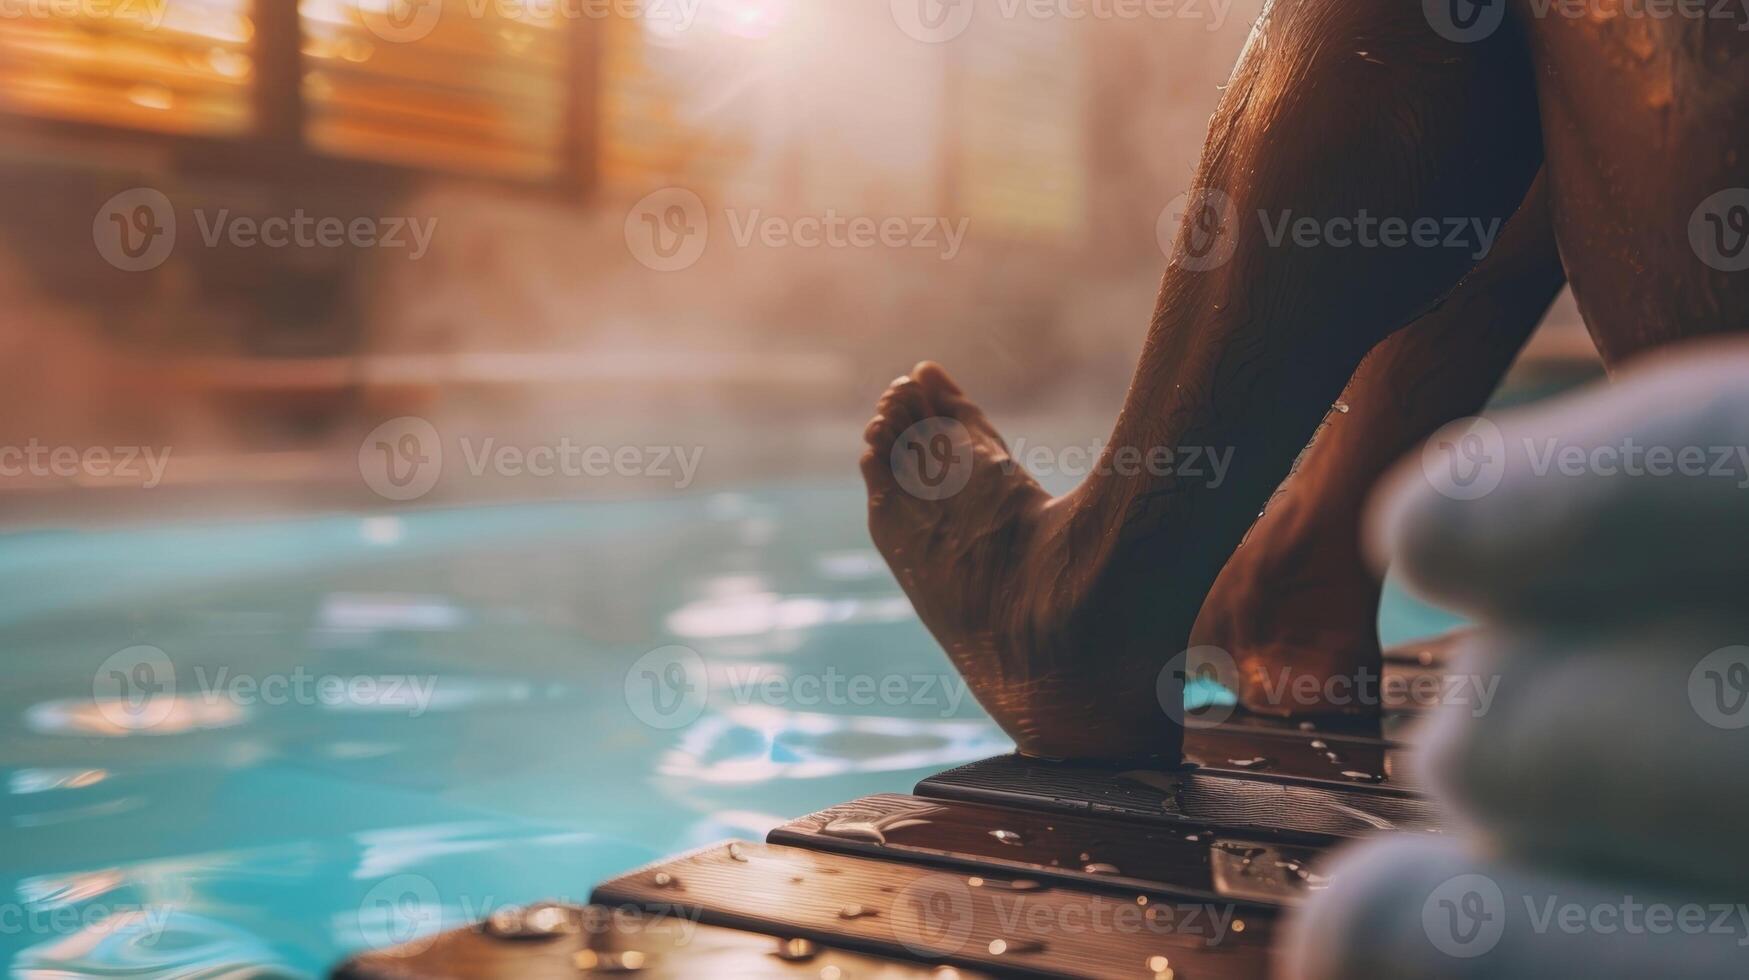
xmin=0 ymin=482 xmax=1458 ymax=977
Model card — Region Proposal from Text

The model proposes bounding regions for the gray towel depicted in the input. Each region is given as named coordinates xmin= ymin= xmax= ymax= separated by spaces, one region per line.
xmin=1368 ymin=340 xmax=1749 ymax=621
xmin=1280 ymin=834 xmax=1749 ymax=980
xmin=1418 ymin=626 xmax=1749 ymax=899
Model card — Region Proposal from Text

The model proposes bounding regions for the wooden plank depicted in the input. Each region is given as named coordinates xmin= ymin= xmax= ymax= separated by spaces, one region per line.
xmin=1183 ymin=726 xmax=1422 ymax=794
xmin=914 ymin=756 xmax=1447 ymax=838
xmin=592 ymin=840 xmax=1273 ymax=979
xmin=332 ymin=903 xmax=985 ymax=979
xmin=1205 ymin=709 xmax=1424 ymax=747
xmin=770 ymin=793 xmax=1330 ymax=908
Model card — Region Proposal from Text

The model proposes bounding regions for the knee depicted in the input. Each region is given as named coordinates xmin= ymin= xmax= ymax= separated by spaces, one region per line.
xmin=1225 ymin=0 xmax=1540 ymax=176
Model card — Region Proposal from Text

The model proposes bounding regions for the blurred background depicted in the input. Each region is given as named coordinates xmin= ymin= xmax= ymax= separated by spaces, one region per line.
xmin=0 ymin=0 xmax=1595 ymax=519
xmin=0 ymin=1 xmax=1600 ymax=977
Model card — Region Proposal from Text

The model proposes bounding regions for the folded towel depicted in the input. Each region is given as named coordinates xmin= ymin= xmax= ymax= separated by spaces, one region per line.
xmin=1280 ymin=834 xmax=1749 ymax=980
xmin=1368 ymin=338 xmax=1749 ymax=621
xmin=1419 ymin=626 xmax=1749 ymax=899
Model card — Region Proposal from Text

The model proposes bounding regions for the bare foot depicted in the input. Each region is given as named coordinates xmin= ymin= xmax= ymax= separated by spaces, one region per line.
xmin=861 ymin=362 xmax=1183 ymax=761
xmin=1190 ymin=489 xmax=1383 ymax=719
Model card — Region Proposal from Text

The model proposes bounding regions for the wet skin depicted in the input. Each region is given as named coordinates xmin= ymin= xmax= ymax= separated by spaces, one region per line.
xmin=863 ymin=0 xmax=1749 ymax=759
xmin=1191 ymin=177 xmax=1565 ymax=717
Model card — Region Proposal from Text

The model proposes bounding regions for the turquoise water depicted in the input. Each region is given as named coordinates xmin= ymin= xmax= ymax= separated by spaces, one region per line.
xmin=0 ymin=483 xmax=1454 ymax=977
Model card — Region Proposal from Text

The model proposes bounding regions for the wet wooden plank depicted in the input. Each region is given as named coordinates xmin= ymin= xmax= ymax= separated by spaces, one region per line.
xmin=592 ymin=840 xmax=1274 ymax=979
xmin=332 ymin=903 xmax=985 ymax=979
xmin=914 ymin=756 xmax=1447 ymax=838
xmin=1209 ymin=709 xmax=1425 ymax=746
xmin=770 ymin=793 xmax=1330 ymax=908
xmin=1183 ymin=726 xmax=1423 ymax=794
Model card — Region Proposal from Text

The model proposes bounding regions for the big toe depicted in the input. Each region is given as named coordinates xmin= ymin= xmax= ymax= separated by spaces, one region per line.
xmin=911 ymin=360 xmax=1002 ymax=443
xmin=862 ymin=373 xmax=934 ymax=501
xmin=910 ymin=360 xmax=962 ymax=400
xmin=868 ymin=374 xmax=934 ymax=448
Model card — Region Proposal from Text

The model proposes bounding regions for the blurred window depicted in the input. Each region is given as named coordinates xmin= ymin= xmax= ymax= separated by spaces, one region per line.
xmin=0 ymin=0 xmax=574 ymax=180
xmin=299 ymin=0 xmax=570 ymax=179
xmin=596 ymin=5 xmax=777 ymax=191
xmin=954 ymin=15 xmax=1084 ymax=240
xmin=0 ymin=0 xmax=255 ymax=136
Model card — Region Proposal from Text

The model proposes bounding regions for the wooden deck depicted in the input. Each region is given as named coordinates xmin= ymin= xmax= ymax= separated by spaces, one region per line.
xmin=333 ymin=645 xmax=1453 ymax=979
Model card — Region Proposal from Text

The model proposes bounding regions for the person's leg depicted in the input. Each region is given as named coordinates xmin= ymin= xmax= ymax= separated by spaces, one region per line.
xmin=1191 ymin=176 xmax=1566 ymax=718
xmin=1514 ymin=4 xmax=1749 ymax=366
xmin=863 ymin=0 xmax=1543 ymax=760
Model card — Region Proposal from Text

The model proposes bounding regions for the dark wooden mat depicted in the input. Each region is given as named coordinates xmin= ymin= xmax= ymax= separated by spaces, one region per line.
xmin=914 ymin=756 xmax=1444 ymax=839
xmin=333 ymin=903 xmax=986 ymax=979
xmin=1183 ymin=725 xmax=1422 ymax=793
xmin=770 ymin=793 xmax=1329 ymax=908
xmin=591 ymin=840 xmax=1274 ymax=979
